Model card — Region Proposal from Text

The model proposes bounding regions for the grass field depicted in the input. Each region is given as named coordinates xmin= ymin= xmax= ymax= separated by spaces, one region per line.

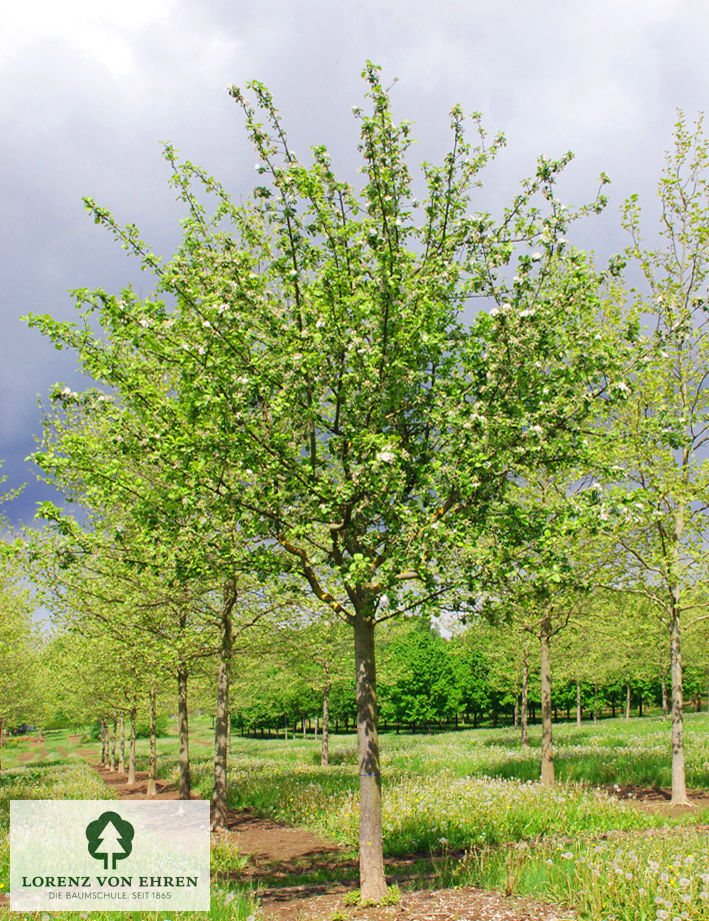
xmin=2 ymin=713 xmax=709 ymax=919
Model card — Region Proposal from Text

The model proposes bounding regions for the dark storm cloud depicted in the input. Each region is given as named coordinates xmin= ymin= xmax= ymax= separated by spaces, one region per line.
xmin=2 ymin=0 xmax=708 ymax=526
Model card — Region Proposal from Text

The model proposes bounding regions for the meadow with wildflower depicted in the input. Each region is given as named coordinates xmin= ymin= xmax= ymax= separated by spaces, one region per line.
xmin=3 ymin=715 xmax=709 ymax=920
xmin=204 ymin=713 xmax=709 ymax=919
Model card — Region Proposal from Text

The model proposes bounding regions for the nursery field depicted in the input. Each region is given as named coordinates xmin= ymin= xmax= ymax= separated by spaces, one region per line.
xmin=2 ymin=714 xmax=709 ymax=920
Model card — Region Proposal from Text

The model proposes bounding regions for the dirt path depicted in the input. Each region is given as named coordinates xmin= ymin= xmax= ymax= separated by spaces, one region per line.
xmin=263 ymin=888 xmax=576 ymax=921
xmin=91 ymin=763 xmax=202 ymax=799
xmin=86 ymin=765 xmax=575 ymax=920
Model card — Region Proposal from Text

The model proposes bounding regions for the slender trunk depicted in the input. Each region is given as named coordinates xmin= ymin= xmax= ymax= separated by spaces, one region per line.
xmin=593 ymin=682 xmax=598 ymax=723
xmin=148 ymin=687 xmax=158 ymax=797
xmin=100 ymin=716 xmax=108 ymax=765
xmin=354 ymin=611 xmax=387 ymax=902
xmin=212 ymin=583 xmax=235 ymax=830
xmin=314 ymin=716 xmax=319 ymax=742
xmin=177 ymin=665 xmax=191 ymax=799
xmin=539 ymin=613 xmax=554 ymax=785
xmin=118 ymin=715 xmax=125 ymax=773
xmin=302 ymin=717 xmax=306 ymax=739
xmin=0 ymin=717 xmax=4 ymax=770
xmin=669 ymin=600 xmax=689 ymax=803
xmin=321 ymin=682 xmax=330 ymax=767
xmin=661 ymin=671 xmax=668 ymax=718
xmin=638 ymin=696 xmax=643 ymax=718
xmin=625 ymin=681 xmax=631 ymax=720
xmin=128 ymin=707 xmax=136 ymax=785
xmin=110 ymin=717 xmax=117 ymax=772
xmin=576 ymin=679 xmax=582 ymax=727
xmin=521 ymin=642 xmax=529 ymax=747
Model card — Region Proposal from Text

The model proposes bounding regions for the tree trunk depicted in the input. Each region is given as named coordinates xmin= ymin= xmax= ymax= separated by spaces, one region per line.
xmin=100 ymin=716 xmax=108 ymax=765
xmin=212 ymin=583 xmax=235 ymax=830
xmin=576 ymin=679 xmax=582 ymax=727
xmin=302 ymin=717 xmax=306 ymax=739
xmin=177 ymin=665 xmax=191 ymax=799
xmin=593 ymin=682 xmax=598 ymax=723
xmin=661 ymin=671 xmax=668 ymax=718
xmin=110 ymin=717 xmax=117 ymax=772
xmin=669 ymin=602 xmax=689 ymax=803
xmin=0 ymin=717 xmax=4 ymax=770
xmin=148 ymin=687 xmax=158 ymax=797
xmin=513 ymin=693 xmax=519 ymax=730
xmin=521 ymin=642 xmax=529 ymax=747
xmin=118 ymin=714 xmax=125 ymax=773
xmin=314 ymin=716 xmax=319 ymax=741
xmin=128 ymin=707 xmax=137 ymax=785
xmin=354 ymin=612 xmax=387 ymax=902
xmin=625 ymin=681 xmax=631 ymax=720
xmin=321 ymin=682 xmax=330 ymax=767
xmin=539 ymin=613 xmax=554 ymax=785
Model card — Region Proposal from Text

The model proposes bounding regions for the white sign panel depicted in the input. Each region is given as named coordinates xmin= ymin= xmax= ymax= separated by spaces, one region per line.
xmin=11 ymin=800 xmax=210 ymax=911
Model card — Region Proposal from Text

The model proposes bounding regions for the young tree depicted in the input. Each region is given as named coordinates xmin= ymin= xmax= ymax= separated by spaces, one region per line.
xmin=607 ymin=113 xmax=709 ymax=803
xmin=26 ymin=65 xmax=622 ymax=899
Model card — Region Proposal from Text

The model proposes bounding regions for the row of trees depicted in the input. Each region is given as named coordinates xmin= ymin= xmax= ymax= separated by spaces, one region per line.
xmin=9 ymin=65 xmax=709 ymax=900
xmin=230 ymin=610 xmax=709 ymax=738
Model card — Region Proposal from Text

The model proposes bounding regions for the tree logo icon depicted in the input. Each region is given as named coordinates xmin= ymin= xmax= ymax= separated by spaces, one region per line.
xmin=85 ymin=811 xmax=135 ymax=869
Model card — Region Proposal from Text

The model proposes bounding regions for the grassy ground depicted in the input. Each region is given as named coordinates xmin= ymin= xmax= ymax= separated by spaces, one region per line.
xmin=0 ymin=723 xmax=260 ymax=921
xmin=3 ymin=713 xmax=709 ymax=919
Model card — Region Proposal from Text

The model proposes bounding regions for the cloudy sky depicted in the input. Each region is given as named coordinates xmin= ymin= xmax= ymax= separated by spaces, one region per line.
xmin=2 ymin=0 xmax=708 ymax=527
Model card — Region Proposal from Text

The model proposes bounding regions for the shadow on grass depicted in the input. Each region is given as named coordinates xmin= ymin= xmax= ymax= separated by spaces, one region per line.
xmin=242 ymin=846 xmax=464 ymax=901
xmin=484 ymin=749 xmax=709 ymax=789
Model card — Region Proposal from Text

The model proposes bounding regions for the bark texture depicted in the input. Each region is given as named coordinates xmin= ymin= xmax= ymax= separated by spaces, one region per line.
xmin=177 ymin=665 xmax=191 ymax=799
xmin=670 ymin=604 xmax=689 ymax=803
xmin=212 ymin=583 xmax=235 ymax=830
xmin=539 ymin=614 xmax=554 ymax=785
xmin=354 ymin=613 xmax=387 ymax=902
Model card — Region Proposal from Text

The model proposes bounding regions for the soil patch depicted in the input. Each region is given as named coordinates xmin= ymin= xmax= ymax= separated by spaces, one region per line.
xmin=260 ymin=887 xmax=575 ymax=921
xmin=82 ymin=764 xmax=580 ymax=920
xmin=606 ymin=783 xmax=709 ymax=815
xmin=213 ymin=810 xmax=574 ymax=920
xmin=219 ymin=808 xmax=344 ymax=865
